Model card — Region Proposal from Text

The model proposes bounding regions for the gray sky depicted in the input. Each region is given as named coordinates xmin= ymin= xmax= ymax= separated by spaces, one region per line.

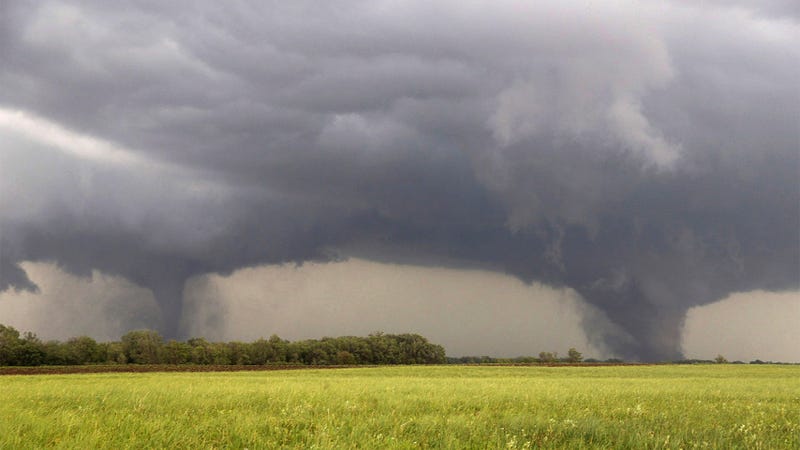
xmin=1 ymin=0 xmax=798 ymax=361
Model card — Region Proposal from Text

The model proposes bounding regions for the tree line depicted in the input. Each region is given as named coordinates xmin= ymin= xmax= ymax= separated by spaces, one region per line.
xmin=0 ymin=324 xmax=445 ymax=366
xmin=447 ymin=348 xmax=588 ymax=364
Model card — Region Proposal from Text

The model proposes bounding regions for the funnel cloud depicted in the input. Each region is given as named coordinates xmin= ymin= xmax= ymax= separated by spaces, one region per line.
xmin=1 ymin=1 xmax=798 ymax=361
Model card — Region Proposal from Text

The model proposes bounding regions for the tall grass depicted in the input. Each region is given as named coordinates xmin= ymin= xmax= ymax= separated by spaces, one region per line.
xmin=1 ymin=365 xmax=798 ymax=448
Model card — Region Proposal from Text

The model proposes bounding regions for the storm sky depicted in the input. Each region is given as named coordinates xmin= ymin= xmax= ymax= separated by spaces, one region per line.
xmin=1 ymin=0 xmax=798 ymax=361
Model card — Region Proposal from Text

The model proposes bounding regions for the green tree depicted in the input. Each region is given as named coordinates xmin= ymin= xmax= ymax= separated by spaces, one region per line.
xmin=368 ymin=332 xmax=400 ymax=364
xmin=539 ymin=351 xmax=558 ymax=363
xmin=15 ymin=332 xmax=45 ymax=366
xmin=267 ymin=334 xmax=288 ymax=362
xmin=162 ymin=340 xmax=192 ymax=364
xmin=567 ymin=347 xmax=583 ymax=363
xmin=121 ymin=330 xmax=164 ymax=364
xmin=227 ymin=342 xmax=250 ymax=365
xmin=42 ymin=340 xmax=68 ymax=365
xmin=208 ymin=342 xmax=232 ymax=365
xmin=187 ymin=338 xmax=213 ymax=364
xmin=335 ymin=350 xmax=357 ymax=365
xmin=336 ymin=336 xmax=372 ymax=364
xmin=0 ymin=324 xmax=21 ymax=366
xmin=64 ymin=336 xmax=101 ymax=364
xmin=250 ymin=334 xmax=290 ymax=364
xmin=98 ymin=341 xmax=127 ymax=364
xmin=249 ymin=338 xmax=274 ymax=365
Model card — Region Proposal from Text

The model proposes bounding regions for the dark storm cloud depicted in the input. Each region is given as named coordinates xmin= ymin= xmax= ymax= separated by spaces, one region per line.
xmin=1 ymin=1 xmax=797 ymax=360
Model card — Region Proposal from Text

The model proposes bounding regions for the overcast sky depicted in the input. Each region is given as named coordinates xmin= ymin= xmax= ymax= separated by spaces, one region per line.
xmin=1 ymin=0 xmax=798 ymax=361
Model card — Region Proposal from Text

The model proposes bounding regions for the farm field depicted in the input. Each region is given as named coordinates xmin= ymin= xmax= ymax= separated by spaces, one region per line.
xmin=1 ymin=365 xmax=798 ymax=449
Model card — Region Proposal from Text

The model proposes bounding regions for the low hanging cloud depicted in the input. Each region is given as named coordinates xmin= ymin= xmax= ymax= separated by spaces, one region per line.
xmin=683 ymin=291 xmax=800 ymax=362
xmin=1 ymin=0 xmax=798 ymax=361
xmin=0 ymin=262 xmax=160 ymax=342
xmin=181 ymin=259 xmax=613 ymax=359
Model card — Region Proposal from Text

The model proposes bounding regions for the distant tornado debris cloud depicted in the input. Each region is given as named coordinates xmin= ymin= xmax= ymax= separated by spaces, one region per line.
xmin=1 ymin=1 xmax=798 ymax=360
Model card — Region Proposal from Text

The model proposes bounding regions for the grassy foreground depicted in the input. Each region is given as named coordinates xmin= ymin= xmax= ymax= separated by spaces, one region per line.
xmin=1 ymin=365 xmax=798 ymax=449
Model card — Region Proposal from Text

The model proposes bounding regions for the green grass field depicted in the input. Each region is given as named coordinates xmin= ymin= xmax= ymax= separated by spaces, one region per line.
xmin=1 ymin=365 xmax=798 ymax=449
